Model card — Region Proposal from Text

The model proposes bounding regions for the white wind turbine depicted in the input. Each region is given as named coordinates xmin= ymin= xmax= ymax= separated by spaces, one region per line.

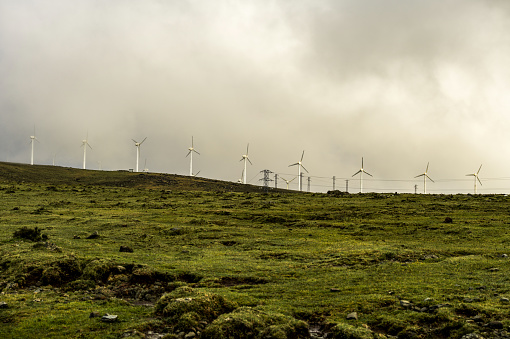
xmin=466 ymin=164 xmax=482 ymax=194
xmin=186 ymin=136 xmax=200 ymax=176
xmin=352 ymin=157 xmax=373 ymax=193
xmin=132 ymin=137 xmax=147 ymax=172
xmin=415 ymin=162 xmax=434 ymax=194
xmin=289 ymin=151 xmax=308 ymax=191
xmin=81 ymin=134 xmax=92 ymax=169
xmin=29 ymin=127 xmax=39 ymax=165
xmin=280 ymin=176 xmax=296 ymax=190
xmin=240 ymin=144 xmax=252 ymax=184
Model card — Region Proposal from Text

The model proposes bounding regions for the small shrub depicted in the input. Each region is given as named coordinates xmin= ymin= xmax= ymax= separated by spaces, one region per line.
xmin=130 ymin=266 xmax=156 ymax=284
xmin=81 ymin=259 xmax=113 ymax=283
xmin=41 ymin=266 xmax=63 ymax=286
xmin=13 ymin=227 xmax=48 ymax=242
xmin=154 ymin=286 xmax=237 ymax=334
xmin=327 ymin=322 xmax=374 ymax=339
xmin=201 ymin=307 xmax=309 ymax=339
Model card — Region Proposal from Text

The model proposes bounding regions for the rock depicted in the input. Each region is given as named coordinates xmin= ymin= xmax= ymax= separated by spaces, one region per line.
xmin=500 ymin=254 xmax=508 ymax=258
xmin=400 ymin=300 xmax=413 ymax=308
xmin=500 ymin=297 xmax=509 ymax=303
xmin=73 ymin=235 xmax=81 ymax=239
xmin=346 ymin=312 xmax=358 ymax=320
xmin=444 ymin=217 xmax=453 ymax=223
xmin=471 ymin=315 xmax=483 ymax=323
xmin=89 ymin=312 xmax=101 ymax=318
xmin=0 ymin=302 xmax=8 ymax=309
xmin=487 ymin=321 xmax=503 ymax=329
xmin=330 ymin=288 xmax=340 ymax=292
xmin=489 ymin=267 xmax=499 ymax=272
xmin=423 ymin=297 xmax=433 ymax=302
xmin=101 ymin=314 xmax=118 ymax=323
xmin=86 ymin=231 xmax=99 ymax=239
xmin=184 ymin=332 xmax=196 ymax=339
xmin=119 ymin=245 xmax=134 ymax=253
xmin=461 ymin=333 xmax=485 ymax=339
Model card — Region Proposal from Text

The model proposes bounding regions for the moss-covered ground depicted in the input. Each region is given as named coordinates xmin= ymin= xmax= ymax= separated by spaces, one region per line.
xmin=1 ymin=162 xmax=510 ymax=338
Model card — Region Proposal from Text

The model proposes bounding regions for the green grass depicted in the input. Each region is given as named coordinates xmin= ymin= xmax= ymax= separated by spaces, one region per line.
xmin=1 ymin=163 xmax=510 ymax=338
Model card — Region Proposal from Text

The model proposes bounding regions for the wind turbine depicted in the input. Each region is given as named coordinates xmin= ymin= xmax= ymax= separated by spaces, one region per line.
xmin=289 ymin=151 xmax=308 ymax=191
xmin=415 ymin=162 xmax=434 ymax=194
xmin=280 ymin=176 xmax=296 ymax=190
xmin=352 ymin=157 xmax=373 ymax=193
xmin=29 ymin=127 xmax=39 ymax=165
xmin=81 ymin=134 xmax=92 ymax=169
xmin=186 ymin=136 xmax=200 ymax=176
xmin=466 ymin=164 xmax=482 ymax=194
xmin=240 ymin=144 xmax=252 ymax=184
xmin=143 ymin=159 xmax=149 ymax=173
xmin=132 ymin=137 xmax=147 ymax=172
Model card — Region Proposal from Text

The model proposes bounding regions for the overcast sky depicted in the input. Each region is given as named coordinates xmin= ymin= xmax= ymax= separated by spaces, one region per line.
xmin=1 ymin=0 xmax=510 ymax=193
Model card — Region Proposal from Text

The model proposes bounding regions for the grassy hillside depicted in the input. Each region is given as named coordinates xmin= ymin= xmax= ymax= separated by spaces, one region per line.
xmin=0 ymin=162 xmax=509 ymax=338
xmin=0 ymin=162 xmax=271 ymax=192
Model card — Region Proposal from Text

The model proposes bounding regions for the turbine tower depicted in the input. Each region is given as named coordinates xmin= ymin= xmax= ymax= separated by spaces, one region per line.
xmin=466 ymin=164 xmax=482 ymax=194
xmin=132 ymin=137 xmax=147 ymax=172
xmin=81 ymin=134 xmax=92 ymax=169
xmin=352 ymin=157 xmax=373 ymax=193
xmin=415 ymin=162 xmax=434 ymax=194
xmin=289 ymin=151 xmax=308 ymax=191
xmin=239 ymin=144 xmax=252 ymax=184
xmin=280 ymin=176 xmax=296 ymax=190
xmin=186 ymin=136 xmax=200 ymax=176
xmin=29 ymin=127 xmax=38 ymax=165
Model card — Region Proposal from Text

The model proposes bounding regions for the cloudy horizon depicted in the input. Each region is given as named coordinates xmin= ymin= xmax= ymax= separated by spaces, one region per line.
xmin=1 ymin=0 xmax=510 ymax=193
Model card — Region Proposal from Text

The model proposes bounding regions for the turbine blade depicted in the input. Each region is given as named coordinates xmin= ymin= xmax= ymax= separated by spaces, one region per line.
xmin=194 ymin=150 xmax=200 ymax=155
xmin=289 ymin=177 xmax=296 ymax=182
xmin=426 ymin=162 xmax=429 ymax=173
xmin=477 ymin=164 xmax=482 ymax=174
xmin=132 ymin=139 xmax=138 ymax=143
xmin=415 ymin=174 xmax=424 ymax=178
xmin=246 ymin=143 xmax=249 ymax=155
xmin=365 ymin=171 xmax=373 ymax=177
xmin=301 ymin=164 xmax=309 ymax=173
xmin=194 ymin=170 xmax=201 ymax=177
xmin=352 ymin=170 xmax=362 ymax=177
xmin=88 ymin=143 xmax=92 ymax=149
xmin=247 ymin=158 xmax=253 ymax=165
xmin=289 ymin=163 xmax=299 ymax=167
xmin=426 ymin=175 xmax=434 ymax=183
xmin=192 ymin=136 xmax=194 ymax=148
xmin=140 ymin=137 xmax=147 ymax=144
xmin=361 ymin=157 xmax=364 ymax=168
xmin=466 ymin=174 xmax=474 ymax=177
xmin=477 ymin=177 xmax=483 ymax=186
xmin=301 ymin=150 xmax=305 ymax=162
xmin=186 ymin=151 xmax=191 ymax=157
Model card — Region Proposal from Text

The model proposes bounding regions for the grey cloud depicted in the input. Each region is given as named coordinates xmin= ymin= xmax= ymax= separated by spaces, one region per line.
xmin=1 ymin=1 xmax=510 ymax=192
